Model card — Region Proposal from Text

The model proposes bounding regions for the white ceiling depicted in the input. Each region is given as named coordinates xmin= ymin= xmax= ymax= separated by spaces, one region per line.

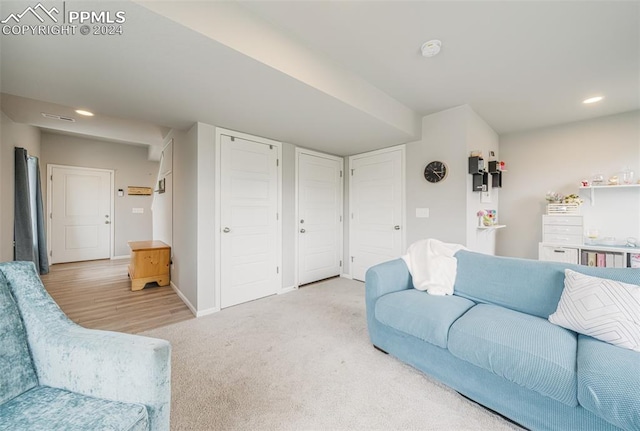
xmin=1 ymin=1 xmax=638 ymax=157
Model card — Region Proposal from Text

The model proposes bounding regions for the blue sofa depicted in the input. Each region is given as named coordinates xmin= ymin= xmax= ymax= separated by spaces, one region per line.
xmin=0 ymin=261 xmax=171 ymax=431
xmin=365 ymin=250 xmax=640 ymax=431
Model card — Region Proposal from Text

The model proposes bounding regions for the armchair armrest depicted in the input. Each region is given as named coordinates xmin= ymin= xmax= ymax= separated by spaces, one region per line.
xmin=0 ymin=262 xmax=171 ymax=431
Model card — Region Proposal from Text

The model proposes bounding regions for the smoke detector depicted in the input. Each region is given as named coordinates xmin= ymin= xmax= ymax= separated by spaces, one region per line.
xmin=421 ymin=40 xmax=442 ymax=58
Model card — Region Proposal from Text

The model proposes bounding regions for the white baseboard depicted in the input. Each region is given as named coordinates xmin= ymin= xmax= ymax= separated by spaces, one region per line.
xmin=279 ymin=285 xmax=297 ymax=294
xmin=196 ymin=307 xmax=219 ymax=317
xmin=340 ymin=273 xmax=353 ymax=280
xmin=170 ymin=281 xmax=197 ymax=317
xmin=111 ymin=255 xmax=129 ymax=260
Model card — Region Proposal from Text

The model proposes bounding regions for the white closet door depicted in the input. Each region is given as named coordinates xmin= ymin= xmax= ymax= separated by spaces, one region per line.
xmin=220 ymin=136 xmax=279 ymax=308
xmin=298 ymin=151 xmax=343 ymax=285
xmin=350 ymin=148 xmax=404 ymax=281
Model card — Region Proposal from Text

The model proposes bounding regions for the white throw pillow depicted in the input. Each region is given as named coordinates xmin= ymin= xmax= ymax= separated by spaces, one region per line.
xmin=549 ymin=269 xmax=640 ymax=352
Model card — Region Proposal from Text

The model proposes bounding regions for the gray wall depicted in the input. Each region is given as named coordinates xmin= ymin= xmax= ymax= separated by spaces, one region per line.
xmin=281 ymin=142 xmax=296 ymax=289
xmin=0 ymin=111 xmax=41 ymax=262
xmin=498 ymin=110 xmax=640 ymax=259
xmin=39 ymin=133 xmax=158 ymax=257
xmin=172 ymin=125 xmax=198 ymax=309
xmin=405 ymin=105 xmax=499 ymax=253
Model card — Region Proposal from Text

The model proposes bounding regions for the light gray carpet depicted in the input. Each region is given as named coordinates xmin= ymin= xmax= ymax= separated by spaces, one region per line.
xmin=142 ymin=277 xmax=524 ymax=431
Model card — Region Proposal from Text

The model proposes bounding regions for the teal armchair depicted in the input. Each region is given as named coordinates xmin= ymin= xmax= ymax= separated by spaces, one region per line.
xmin=0 ymin=261 xmax=171 ymax=431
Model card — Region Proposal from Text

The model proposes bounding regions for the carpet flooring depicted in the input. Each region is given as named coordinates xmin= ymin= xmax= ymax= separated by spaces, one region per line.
xmin=142 ymin=277 xmax=524 ymax=431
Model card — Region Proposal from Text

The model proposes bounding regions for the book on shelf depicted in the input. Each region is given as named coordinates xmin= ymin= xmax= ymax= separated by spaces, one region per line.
xmin=580 ymin=250 xmax=626 ymax=268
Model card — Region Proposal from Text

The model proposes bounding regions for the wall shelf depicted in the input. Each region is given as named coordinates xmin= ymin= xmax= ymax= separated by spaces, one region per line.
xmin=477 ymin=224 xmax=506 ymax=231
xmin=579 ymin=184 xmax=640 ymax=205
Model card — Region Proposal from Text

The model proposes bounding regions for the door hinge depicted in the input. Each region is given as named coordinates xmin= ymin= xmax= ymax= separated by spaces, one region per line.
xmin=230 ymin=136 xmax=235 ymax=141
xmin=49 ymin=213 xmax=52 ymax=219
xmin=49 ymin=250 xmax=52 ymax=257
xmin=339 ymin=260 xmax=342 ymax=267
xmin=340 ymin=171 xmax=343 ymax=178
xmin=276 ymin=213 xmax=279 ymax=221
xmin=351 ymin=169 xmax=354 ymax=176
xmin=270 ymin=145 xmax=273 ymax=150
xmin=351 ymin=256 xmax=354 ymax=262
xmin=50 ymin=175 xmax=53 ymax=181
xmin=339 ymin=215 xmax=342 ymax=222
xmin=276 ymin=266 xmax=279 ymax=274
xmin=276 ymin=159 xmax=279 ymax=167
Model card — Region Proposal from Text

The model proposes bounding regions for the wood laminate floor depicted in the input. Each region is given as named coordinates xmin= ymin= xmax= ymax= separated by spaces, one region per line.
xmin=40 ymin=259 xmax=194 ymax=334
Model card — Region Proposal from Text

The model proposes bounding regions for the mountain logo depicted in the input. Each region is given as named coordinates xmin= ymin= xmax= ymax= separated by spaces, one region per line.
xmin=1 ymin=3 xmax=60 ymax=24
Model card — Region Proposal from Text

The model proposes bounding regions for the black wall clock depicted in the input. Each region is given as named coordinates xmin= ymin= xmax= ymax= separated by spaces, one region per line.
xmin=424 ymin=161 xmax=448 ymax=183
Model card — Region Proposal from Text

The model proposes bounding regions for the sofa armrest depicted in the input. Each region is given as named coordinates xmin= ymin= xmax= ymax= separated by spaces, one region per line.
xmin=0 ymin=262 xmax=171 ymax=431
xmin=365 ymin=258 xmax=412 ymax=302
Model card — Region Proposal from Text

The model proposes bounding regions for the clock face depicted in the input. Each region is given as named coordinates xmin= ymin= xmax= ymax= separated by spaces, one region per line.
xmin=424 ymin=161 xmax=448 ymax=183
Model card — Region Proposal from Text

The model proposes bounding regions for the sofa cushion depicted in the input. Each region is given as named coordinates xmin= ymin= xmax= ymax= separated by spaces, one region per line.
xmin=0 ymin=386 xmax=149 ymax=431
xmin=550 ymin=269 xmax=640 ymax=352
xmin=448 ymin=304 xmax=578 ymax=406
xmin=0 ymin=271 xmax=38 ymax=405
xmin=453 ymin=250 xmax=569 ymax=318
xmin=577 ymin=335 xmax=640 ymax=431
xmin=375 ymin=289 xmax=475 ymax=348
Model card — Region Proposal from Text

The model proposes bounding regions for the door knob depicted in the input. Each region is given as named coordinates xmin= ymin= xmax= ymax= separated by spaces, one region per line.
xmin=300 ymin=219 xmax=304 ymax=224
xmin=394 ymin=225 xmax=400 ymax=230
xmin=223 ymin=227 xmax=231 ymax=233
xmin=105 ymin=221 xmax=111 ymax=224
xmin=300 ymin=229 xmax=306 ymax=233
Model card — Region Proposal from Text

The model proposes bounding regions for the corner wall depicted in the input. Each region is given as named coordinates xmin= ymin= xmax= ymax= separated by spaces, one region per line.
xmin=405 ymin=105 xmax=499 ymax=252
xmin=498 ymin=110 xmax=640 ymax=259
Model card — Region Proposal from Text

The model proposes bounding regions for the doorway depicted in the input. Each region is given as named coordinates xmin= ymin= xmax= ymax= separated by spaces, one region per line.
xmin=296 ymin=149 xmax=343 ymax=286
xmin=47 ymin=165 xmax=114 ymax=264
xmin=348 ymin=146 xmax=405 ymax=281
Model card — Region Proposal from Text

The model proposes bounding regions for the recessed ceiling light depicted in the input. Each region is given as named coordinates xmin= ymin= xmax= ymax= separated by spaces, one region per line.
xmin=421 ymin=40 xmax=442 ymax=58
xmin=75 ymin=109 xmax=94 ymax=116
xmin=583 ymin=96 xmax=604 ymax=104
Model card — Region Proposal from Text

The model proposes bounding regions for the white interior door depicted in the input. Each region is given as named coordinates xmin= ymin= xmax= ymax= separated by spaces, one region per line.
xmin=350 ymin=147 xmax=404 ymax=281
xmin=49 ymin=166 xmax=112 ymax=264
xmin=297 ymin=151 xmax=343 ymax=286
xmin=220 ymin=135 xmax=279 ymax=308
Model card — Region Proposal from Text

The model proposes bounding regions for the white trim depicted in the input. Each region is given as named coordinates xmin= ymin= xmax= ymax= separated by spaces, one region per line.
xmin=111 ymin=255 xmax=129 ymax=260
xmin=347 ymin=145 xmax=406 ymax=279
xmin=340 ymin=273 xmax=353 ymax=280
xmin=278 ymin=285 xmax=297 ymax=294
xmin=46 ymin=164 xmax=115 ymax=263
xmin=214 ymin=128 xmax=283 ymax=310
xmin=294 ymin=148 xmax=344 ymax=288
xmin=196 ymin=307 xmax=219 ymax=317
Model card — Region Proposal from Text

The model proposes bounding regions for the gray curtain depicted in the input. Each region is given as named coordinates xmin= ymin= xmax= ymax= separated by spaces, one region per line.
xmin=14 ymin=147 xmax=49 ymax=274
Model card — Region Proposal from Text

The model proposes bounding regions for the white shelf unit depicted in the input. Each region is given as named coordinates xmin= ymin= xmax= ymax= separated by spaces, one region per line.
xmin=579 ymin=183 xmax=640 ymax=205
xmin=539 ymin=242 xmax=640 ymax=268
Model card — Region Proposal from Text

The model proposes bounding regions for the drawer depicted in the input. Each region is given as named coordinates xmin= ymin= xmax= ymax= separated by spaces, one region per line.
xmin=543 ymin=233 xmax=583 ymax=245
xmin=539 ymin=245 xmax=579 ymax=264
xmin=543 ymin=225 xmax=583 ymax=236
xmin=543 ymin=215 xmax=583 ymax=226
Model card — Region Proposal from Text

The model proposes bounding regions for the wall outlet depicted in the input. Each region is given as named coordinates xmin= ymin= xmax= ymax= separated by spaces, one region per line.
xmin=132 ymin=208 xmax=144 ymax=214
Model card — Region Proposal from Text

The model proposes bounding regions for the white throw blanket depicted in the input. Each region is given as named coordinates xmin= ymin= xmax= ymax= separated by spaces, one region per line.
xmin=401 ymin=239 xmax=467 ymax=295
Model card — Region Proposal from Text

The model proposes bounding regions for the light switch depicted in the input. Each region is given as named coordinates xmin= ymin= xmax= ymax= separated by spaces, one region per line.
xmin=132 ymin=208 xmax=144 ymax=214
xmin=416 ymin=208 xmax=430 ymax=218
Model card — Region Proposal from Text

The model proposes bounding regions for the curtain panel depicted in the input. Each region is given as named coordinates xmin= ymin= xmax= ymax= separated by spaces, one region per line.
xmin=14 ymin=147 xmax=49 ymax=274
